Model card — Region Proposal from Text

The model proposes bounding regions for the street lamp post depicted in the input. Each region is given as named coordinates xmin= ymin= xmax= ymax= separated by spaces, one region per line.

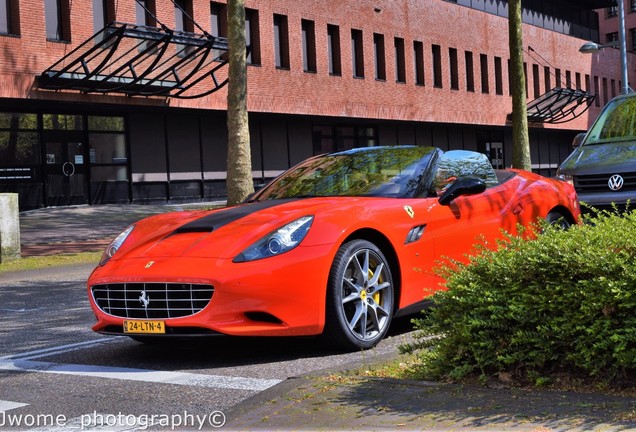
xmin=579 ymin=0 xmax=630 ymax=95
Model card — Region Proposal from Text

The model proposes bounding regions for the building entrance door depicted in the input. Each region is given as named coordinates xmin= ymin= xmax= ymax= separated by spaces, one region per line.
xmin=44 ymin=134 xmax=89 ymax=206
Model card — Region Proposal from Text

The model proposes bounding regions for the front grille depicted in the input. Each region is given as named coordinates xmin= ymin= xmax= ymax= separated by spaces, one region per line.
xmin=574 ymin=172 xmax=636 ymax=193
xmin=91 ymin=283 xmax=214 ymax=319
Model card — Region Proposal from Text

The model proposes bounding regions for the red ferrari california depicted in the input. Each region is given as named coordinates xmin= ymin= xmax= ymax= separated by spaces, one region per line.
xmin=88 ymin=146 xmax=580 ymax=349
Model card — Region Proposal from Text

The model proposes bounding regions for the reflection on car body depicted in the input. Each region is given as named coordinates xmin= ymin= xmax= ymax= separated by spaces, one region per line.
xmin=88 ymin=146 xmax=580 ymax=350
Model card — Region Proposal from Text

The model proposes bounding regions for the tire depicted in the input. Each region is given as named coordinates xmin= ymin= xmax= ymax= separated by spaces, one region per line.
xmin=546 ymin=211 xmax=571 ymax=230
xmin=324 ymin=239 xmax=394 ymax=350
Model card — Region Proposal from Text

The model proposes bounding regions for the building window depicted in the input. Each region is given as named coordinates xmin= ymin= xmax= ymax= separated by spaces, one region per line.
xmin=555 ymin=68 xmax=562 ymax=87
xmin=0 ymin=0 xmax=8 ymax=34
xmin=414 ymin=41 xmax=425 ymax=86
xmin=351 ymin=29 xmax=364 ymax=78
xmin=327 ymin=24 xmax=341 ymax=76
xmin=0 ymin=0 xmax=19 ymax=35
xmin=565 ymin=70 xmax=572 ymax=88
xmin=465 ymin=51 xmax=474 ymax=92
xmin=593 ymin=76 xmax=600 ymax=107
xmin=174 ymin=0 xmax=193 ymax=57
xmin=480 ymin=53 xmax=489 ymax=94
xmin=632 ymin=0 xmax=636 ymax=12
xmin=432 ymin=44 xmax=442 ymax=88
xmin=137 ymin=0 xmax=156 ymax=27
xmin=607 ymin=5 xmax=618 ymax=17
xmin=532 ymin=64 xmax=540 ymax=98
xmin=602 ymin=77 xmax=609 ymax=105
xmin=494 ymin=56 xmax=503 ymax=95
xmin=631 ymin=28 xmax=636 ymax=52
xmin=373 ymin=33 xmax=386 ymax=80
xmin=88 ymin=116 xmax=128 ymax=200
xmin=93 ymin=0 xmax=114 ymax=32
xmin=0 ymin=113 xmax=39 ymax=166
xmin=210 ymin=2 xmax=226 ymax=36
xmin=245 ymin=8 xmax=261 ymax=65
xmin=312 ymin=125 xmax=378 ymax=154
xmin=302 ymin=19 xmax=316 ymax=73
xmin=273 ymin=14 xmax=289 ymax=69
xmin=449 ymin=47 xmax=458 ymax=90
xmin=174 ymin=0 xmax=193 ymax=33
xmin=544 ymin=66 xmax=551 ymax=91
xmin=611 ymin=78 xmax=617 ymax=98
xmin=576 ymin=72 xmax=582 ymax=89
xmin=93 ymin=0 xmax=115 ymax=44
xmin=606 ymin=32 xmax=618 ymax=43
xmin=45 ymin=0 xmax=70 ymax=41
xmin=395 ymin=37 xmax=406 ymax=83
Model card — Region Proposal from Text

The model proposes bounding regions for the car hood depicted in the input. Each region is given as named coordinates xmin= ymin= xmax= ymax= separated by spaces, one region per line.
xmin=558 ymin=141 xmax=636 ymax=176
xmin=111 ymin=198 xmax=359 ymax=261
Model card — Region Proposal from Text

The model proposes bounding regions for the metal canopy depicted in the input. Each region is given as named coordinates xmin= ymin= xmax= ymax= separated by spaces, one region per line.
xmin=515 ymin=87 xmax=595 ymax=124
xmin=37 ymin=22 xmax=229 ymax=99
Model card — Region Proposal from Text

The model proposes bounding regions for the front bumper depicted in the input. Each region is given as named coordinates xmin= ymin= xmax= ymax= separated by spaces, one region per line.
xmin=88 ymin=243 xmax=335 ymax=337
xmin=576 ymin=190 xmax=636 ymax=211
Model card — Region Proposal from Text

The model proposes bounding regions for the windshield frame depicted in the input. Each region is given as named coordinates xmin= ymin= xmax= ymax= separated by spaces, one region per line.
xmin=250 ymin=146 xmax=440 ymax=201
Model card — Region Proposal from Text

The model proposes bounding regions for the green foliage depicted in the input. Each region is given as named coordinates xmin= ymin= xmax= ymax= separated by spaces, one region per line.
xmin=402 ymin=209 xmax=636 ymax=385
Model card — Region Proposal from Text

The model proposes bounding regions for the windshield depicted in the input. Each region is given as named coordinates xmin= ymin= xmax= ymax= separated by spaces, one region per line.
xmin=252 ymin=146 xmax=437 ymax=200
xmin=585 ymin=96 xmax=636 ymax=145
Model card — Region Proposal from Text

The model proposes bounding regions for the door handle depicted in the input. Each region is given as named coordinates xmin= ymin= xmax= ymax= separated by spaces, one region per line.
xmin=62 ymin=162 xmax=76 ymax=177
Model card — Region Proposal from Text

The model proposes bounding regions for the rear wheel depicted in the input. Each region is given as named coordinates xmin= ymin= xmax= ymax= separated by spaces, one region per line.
xmin=546 ymin=210 xmax=571 ymax=230
xmin=324 ymin=239 xmax=394 ymax=350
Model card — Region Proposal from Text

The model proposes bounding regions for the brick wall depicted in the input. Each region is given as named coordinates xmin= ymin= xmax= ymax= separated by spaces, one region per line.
xmin=0 ymin=0 xmax=626 ymax=131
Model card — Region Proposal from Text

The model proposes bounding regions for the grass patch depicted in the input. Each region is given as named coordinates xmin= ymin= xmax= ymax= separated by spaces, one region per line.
xmin=0 ymin=252 xmax=102 ymax=273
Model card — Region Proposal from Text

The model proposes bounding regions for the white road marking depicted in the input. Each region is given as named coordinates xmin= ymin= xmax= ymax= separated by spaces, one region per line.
xmin=0 ymin=359 xmax=281 ymax=391
xmin=0 ymin=400 xmax=28 ymax=412
xmin=0 ymin=338 xmax=125 ymax=361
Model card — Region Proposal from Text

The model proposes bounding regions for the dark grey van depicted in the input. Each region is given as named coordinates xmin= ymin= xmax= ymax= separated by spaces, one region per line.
xmin=557 ymin=93 xmax=636 ymax=210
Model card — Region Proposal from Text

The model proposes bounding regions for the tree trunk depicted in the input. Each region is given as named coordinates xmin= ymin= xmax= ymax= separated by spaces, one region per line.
xmin=226 ymin=0 xmax=254 ymax=205
xmin=508 ymin=0 xmax=531 ymax=171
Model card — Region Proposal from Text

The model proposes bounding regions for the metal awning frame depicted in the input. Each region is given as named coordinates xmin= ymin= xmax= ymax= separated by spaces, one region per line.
xmin=37 ymin=22 xmax=230 ymax=99
xmin=523 ymin=87 xmax=596 ymax=124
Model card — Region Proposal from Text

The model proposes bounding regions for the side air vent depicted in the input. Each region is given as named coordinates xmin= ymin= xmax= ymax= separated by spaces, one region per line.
xmin=405 ymin=225 xmax=426 ymax=244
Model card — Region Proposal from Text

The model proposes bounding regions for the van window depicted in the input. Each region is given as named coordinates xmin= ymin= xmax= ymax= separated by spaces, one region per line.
xmin=586 ymin=96 xmax=636 ymax=144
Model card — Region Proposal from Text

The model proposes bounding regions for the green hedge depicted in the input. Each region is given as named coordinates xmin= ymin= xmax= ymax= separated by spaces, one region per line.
xmin=401 ymin=210 xmax=636 ymax=385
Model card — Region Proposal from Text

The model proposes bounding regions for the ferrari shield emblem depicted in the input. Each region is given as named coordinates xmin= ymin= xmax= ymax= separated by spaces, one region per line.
xmin=403 ymin=205 xmax=415 ymax=219
xmin=145 ymin=261 xmax=155 ymax=269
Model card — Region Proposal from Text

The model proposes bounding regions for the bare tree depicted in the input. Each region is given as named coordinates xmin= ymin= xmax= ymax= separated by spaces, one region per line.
xmin=226 ymin=0 xmax=254 ymax=205
xmin=508 ymin=0 xmax=531 ymax=171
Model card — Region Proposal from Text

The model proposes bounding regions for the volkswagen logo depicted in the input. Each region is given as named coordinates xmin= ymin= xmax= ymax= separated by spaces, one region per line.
xmin=608 ymin=174 xmax=624 ymax=191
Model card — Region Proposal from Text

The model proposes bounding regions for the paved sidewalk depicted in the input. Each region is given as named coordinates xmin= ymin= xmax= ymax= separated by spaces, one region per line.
xmin=19 ymin=203 xmax=217 ymax=256
xmin=227 ymin=374 xmax=636 ymax=431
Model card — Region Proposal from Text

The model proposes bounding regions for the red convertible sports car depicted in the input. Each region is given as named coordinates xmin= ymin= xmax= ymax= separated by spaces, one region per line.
xmin=88 ymin=146 xmax=580 ymax=349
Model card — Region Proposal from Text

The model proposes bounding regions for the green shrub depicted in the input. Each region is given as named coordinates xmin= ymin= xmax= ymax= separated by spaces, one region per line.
xmin=401 ymin=210 xmax=636 ymax=385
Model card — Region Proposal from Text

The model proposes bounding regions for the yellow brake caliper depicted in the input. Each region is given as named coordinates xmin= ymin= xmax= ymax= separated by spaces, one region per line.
xmin=368 ymin=269 xmax=381 ymax=304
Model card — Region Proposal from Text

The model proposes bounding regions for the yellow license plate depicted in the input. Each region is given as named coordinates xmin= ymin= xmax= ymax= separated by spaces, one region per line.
xmin=123 ymin=320 xmax=165 ymax=334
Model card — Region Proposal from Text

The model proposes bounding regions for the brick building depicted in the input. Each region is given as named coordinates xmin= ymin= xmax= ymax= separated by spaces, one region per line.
xmin=597 ymin=0 xmax=636 ymax=96
xmin=0 ymin=0 xmax=629 ymax=209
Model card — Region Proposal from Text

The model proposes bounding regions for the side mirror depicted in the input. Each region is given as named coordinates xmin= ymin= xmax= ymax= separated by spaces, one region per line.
xmin=572 ymin=132 xmax=586 ymax=148
xmin=438 ymin=176 xmax=487 ymax=206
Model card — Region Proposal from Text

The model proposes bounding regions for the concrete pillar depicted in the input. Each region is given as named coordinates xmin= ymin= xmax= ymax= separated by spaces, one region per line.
xmin=0 ymin=193 xmax=20 ymax=262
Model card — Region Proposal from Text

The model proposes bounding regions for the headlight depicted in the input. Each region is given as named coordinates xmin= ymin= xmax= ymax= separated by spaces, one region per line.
xmin=99 ymin=225 xmax=134 ymax=267
xmin=233 ymin=216 xmax=314 ymax=263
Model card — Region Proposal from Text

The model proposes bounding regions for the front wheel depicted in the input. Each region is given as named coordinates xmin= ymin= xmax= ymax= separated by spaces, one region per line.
xmin=324 ymin=239 xmax=394 ymax=350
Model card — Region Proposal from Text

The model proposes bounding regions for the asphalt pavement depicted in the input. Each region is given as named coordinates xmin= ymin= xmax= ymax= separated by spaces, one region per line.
xmin=10 ymin=204 xmax=636 ymax=431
